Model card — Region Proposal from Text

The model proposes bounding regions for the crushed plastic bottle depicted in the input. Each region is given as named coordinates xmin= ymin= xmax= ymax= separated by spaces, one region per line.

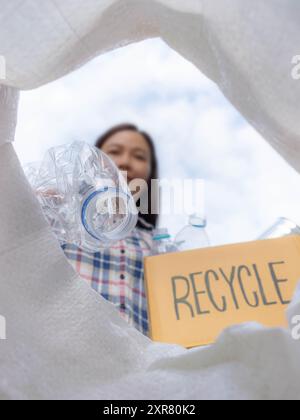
xmin=24 ymin=141 xmax=138 ymax=252
xmin=175 ymin=214 xmax=210 ymax=252
xmin=152 ymin=228 xmax=178 ymax=255
xmin=258 ymin=217 xmax=300 ymax=240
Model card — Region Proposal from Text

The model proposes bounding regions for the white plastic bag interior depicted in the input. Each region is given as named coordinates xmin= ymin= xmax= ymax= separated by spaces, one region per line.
xmin=0 ymin=0 xmax=300 ymax=400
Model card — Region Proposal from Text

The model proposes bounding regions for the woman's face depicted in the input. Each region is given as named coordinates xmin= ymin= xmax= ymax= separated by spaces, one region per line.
xmin=101 ymin=130 xmax=152 ymax=188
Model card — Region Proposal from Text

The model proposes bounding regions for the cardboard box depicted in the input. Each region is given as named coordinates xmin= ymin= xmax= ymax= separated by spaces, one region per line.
xmin=144 ymin=236 xmax=300 ymax=348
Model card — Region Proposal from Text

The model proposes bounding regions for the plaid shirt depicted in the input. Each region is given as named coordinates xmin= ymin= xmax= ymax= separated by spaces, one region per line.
xmin=62 ymin=221 xmax=154 ymax=336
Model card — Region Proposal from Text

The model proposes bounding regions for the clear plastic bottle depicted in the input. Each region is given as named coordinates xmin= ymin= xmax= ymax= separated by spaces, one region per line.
xmin=25 ymin=141 xmax=138 ymax=252
xmin=258 ymin=217 xmax=300 ymax=240
xmin=175 ymin=214 xmax=210 ymax=252
xmin=152 ymin=228 xmax=178 ymax=255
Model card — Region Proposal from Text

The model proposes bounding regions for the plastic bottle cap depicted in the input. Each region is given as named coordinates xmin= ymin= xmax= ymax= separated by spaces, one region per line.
xmin=153 ymin=228 xmax=171 ymax=241
xmin=81 ymin=187 xmax=137 ymax=241
xmin=153 ymin=234 xmax=171 ymax=241
xmin=189 ymin=214 xmax=207 ymax=228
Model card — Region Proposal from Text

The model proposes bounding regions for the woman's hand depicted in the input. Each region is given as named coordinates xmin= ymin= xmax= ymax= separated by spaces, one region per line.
xmin=36 ymin=189 xmax=60 ymax=197
xmin=36 ymin=189 xmax=65 ymax=206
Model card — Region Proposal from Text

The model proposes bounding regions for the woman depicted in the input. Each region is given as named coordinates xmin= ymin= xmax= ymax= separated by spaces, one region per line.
xmin=62 ymin=124 xmax=159 ymax=336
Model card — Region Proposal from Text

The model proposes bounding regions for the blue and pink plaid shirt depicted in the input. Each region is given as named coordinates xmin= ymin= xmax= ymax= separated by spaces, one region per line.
xmin=62 ymin=219 xmax=154 ymax=336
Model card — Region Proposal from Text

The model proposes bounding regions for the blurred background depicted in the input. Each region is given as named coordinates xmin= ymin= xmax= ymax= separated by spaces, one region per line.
xmin=14 ymin=38 xmax=300 ymax=246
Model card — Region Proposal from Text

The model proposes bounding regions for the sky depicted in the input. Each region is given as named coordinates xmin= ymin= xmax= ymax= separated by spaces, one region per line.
xmin=14 ymin=38 xmax=300 ymax=246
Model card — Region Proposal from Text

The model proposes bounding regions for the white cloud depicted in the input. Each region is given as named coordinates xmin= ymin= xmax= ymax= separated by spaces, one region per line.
xmin=15 ymin=38 xmax=300 ymax=246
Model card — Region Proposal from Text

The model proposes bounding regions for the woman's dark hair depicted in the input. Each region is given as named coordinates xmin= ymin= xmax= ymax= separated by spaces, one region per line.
xmin=95 ymin=123 xmax=159 ymax=229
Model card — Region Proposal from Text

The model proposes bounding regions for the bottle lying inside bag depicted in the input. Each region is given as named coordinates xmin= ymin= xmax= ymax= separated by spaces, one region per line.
xmin=152 ymin=228 xmax=178 ymax=255
xmin=25 ymin=142 xmax=138 ymax=252
xmin=175 ymin=214 xmax=210 ymax=252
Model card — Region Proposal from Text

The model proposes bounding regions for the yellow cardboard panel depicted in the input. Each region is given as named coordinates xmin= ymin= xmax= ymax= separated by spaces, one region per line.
xmin=144 ymin=236 xmax=300 ymax=348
